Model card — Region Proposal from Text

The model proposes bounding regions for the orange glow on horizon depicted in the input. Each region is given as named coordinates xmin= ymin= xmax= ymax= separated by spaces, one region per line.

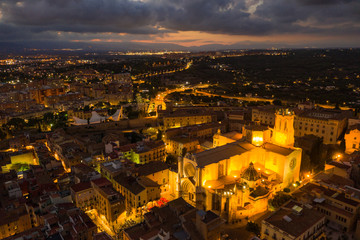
xmin=69 ymin=30 xmax=354 ymax=48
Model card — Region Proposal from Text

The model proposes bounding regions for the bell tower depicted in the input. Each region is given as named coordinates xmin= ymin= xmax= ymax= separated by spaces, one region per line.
xmin=272 ymin=109 xmax=295 ymax=147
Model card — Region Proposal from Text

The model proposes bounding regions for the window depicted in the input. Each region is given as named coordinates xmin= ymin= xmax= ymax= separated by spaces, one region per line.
xmin=353 ymin=144 xmax=356 ymax=149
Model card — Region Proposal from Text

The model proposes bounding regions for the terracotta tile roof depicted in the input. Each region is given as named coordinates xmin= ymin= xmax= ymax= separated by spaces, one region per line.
xmin=136 ymin=161 xmax=169 ymax=176
xmin=91 ymin=177 xmax=112 ymax=188
xmin=70 ymin=181 xmax=91 ymax=193
xmin=264 ymin=200 xmax=325 ymax=238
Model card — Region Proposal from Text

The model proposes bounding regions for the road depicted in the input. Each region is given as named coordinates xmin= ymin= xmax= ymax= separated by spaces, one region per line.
xmin=220 ymin=211 xmax=271 ymax=240
xmin=133 ymin=61 xmax=193 ymax=79
xmin=158 ymin=87 xmax=353 ymax=111
xmin=86 ymin=209 xmax=116 ymax=237
xmin=147 ymin=84 xmax=209 ymax=112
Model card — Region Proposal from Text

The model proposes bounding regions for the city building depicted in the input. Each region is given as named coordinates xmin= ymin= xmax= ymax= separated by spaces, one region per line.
xmin=29 ymin=86 xmax=65 ymax=104
xmin=164 ymin=122 xmax=225 ymax=141
xmin=261 ymin=200 xmax=326 ymax=240
xmin=345 ymin=124 xmax=360 ymax=154
xmin=213 ymin=130 xmax=243 ymax=147
xmin=296 ymin=182 xmax=360 ymax=232
xmin=100 ymin=160 xmax=124 ymax=182
xmin=118 ymin=140 xmax=166 ymax=164
xmin=251 ymin=105 xmax=278 ymax=126
xmin=160 ymin=108 xmax=216 ymax=130
xmin=113 ymin=174 xmax=160 ymax=216
xmin=227 ymin=110 xmax=248 ymax=132
xmin=0 ymin=205 xmax=32 ymax=239
xmin=165 ymin=136 xmax=199 ymax=156
xmin=70 ymin=181 xmax=94 ymax=211
xmin=135 ymin=161 xmax=178 ymax=199
xmin=122 ymin=197 xmax=224 ymax=240
xmin=178 ymin=110 xmax=302 ymax=221
xmin=294 ymin=109 xmax=351 ymax=145
xmin=91 ymin=178 xmax=125 ymax=226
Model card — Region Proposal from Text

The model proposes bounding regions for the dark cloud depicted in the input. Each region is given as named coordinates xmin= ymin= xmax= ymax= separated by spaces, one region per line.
xmin=297 ymin=0 xmax=355 ymax=6
xmin=0 ymin=0 xmax=359 ymax=46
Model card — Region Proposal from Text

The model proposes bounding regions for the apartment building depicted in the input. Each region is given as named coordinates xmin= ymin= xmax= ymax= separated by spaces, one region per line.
xmin=70 ymin=181 xmax=94 ymax=211
xmin=261 ymin=200 xmax=326 ymax=240
xmin=164 ymin=122 xmax=225 ymax=140
xmin=29 ymin=86 xmax=65 ymax=104
xmin=344 ymin=124 xmax=360 ymax=153
xmin=91 ymin=178 xmax=125 ymax=225
xmin=251 ymin=105 xmax=278 ymax=126
xmin=298 ymin=182 xmax=360 ymax=232
xmin=294 ymin=109 xmax=351 ymax=145
xmin=165 ymin=136 xmax=199 ymax=156
xmin=135 ymin=161 xmax=178 ymax=198
xmin=0 ymin=205 xmax=32 ymax=239
xmin=123 ymin=197 xmax=223 ymax=240
xmin=119 ymin=141 xmax=166 ymax=164
xmin=160 ymin=108 xmax=216 ymax=130
xmin=113 ymin=174 xmax=160 ymax=215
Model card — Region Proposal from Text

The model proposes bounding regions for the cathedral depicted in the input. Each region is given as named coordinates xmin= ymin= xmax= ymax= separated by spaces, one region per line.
xmin=177 ymin=109 xmax=302 ymax=221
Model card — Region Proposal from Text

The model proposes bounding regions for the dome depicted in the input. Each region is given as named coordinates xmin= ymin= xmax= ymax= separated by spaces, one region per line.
xmin=241 ymin=162 xmax=260 ymax=181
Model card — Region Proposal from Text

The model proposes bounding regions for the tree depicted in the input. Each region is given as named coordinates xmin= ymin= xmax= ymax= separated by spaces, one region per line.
xmin=7 ymin=118 xmax=26 ymax=130
xmin=57 ymin=111 xmax=68 ymax=122
xmin=83 ymin=105 xmax=90 ymax=111
xmin=269 ymin=192 xmax=293 ymax=210
xmin=300 ymin=153 xmax=311 ymax=173
xmin=157 ymin=130 xmax=162 ymax=140
xmin=0 ymin=129 xmax=6 ymax=140
xmin=166 ymin=155 xmax=177 ymax=165
xmin=273 ymin=99 xmax=282 ymax=106
xmin=181 ymin=147 xmax=187 ymax=157
xmin=246 ymin=221 xmax=260 ymax=236
xmin=334 ymin=102 xmax=340 ymax=110
xmin=26 ymin=118 xmax=40 ymax=127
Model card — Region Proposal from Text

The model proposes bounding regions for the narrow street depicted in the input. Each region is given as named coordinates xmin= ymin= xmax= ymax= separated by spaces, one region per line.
xmin=220 ymin=211 xmax=272 ymax=240
xmin=86 ymin=209 xmax=116 ymax=237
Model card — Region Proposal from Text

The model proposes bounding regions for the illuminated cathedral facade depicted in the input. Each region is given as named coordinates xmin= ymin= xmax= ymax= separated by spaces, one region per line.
xmin=177 ymin=109 xmax=302 ymax=221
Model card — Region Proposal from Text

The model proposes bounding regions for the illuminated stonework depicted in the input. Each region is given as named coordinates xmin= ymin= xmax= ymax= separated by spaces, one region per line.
xmin=177 ymin=115 xmax=301 ymax=221
xmin=272 ymin=109 xmax=295 ymax=147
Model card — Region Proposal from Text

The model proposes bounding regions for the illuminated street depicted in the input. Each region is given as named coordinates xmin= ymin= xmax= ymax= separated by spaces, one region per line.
xmin=0 ymin=2 xmax=359 ymax=239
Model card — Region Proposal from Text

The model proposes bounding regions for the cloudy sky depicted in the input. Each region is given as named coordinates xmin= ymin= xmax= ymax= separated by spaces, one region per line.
xmin=0 ymin=0 xmax=359 ymax=49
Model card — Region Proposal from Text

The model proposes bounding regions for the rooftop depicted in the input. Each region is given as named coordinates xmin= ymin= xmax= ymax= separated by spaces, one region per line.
xmin=220 ymin=131 xmax=243 ymax=141
xmin=114 ymin=174 xmax=145 ymax=195
xmin=136 ymin=161 xmax=169 ymax=176
xmin=137 ymin=176 xmax=160 ymax=188
xmin=264 ymin=200 xmax=325 ymax=238
xmin=91 ymin=177 xmax=112 ymax=188
xmin=263 ymin=143 xmax=295 ymax=156
xmin=297 ymin=109 xmax=352 ymax=121
xmin=70 ymin=181 xmax=92 ymax=193
xmin=169 ymin=136 xmax=199 ymax=144
xmin=193 ymin=141 xmax=255 ymax=167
